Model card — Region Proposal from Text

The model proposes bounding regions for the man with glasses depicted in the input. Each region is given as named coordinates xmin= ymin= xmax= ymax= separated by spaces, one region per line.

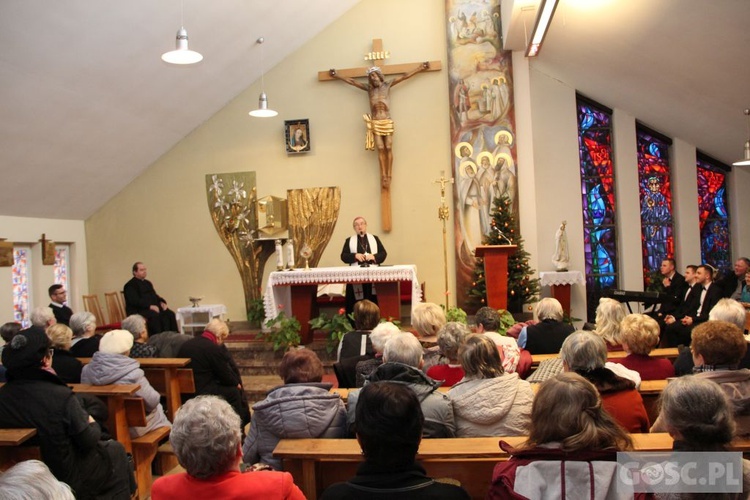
xmin=48 ymin=284 xmax=73 ymax=326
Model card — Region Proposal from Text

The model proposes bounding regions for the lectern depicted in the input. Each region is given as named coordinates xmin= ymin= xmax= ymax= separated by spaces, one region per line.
xmin=475 ymin=245 xmax=517 ymax=310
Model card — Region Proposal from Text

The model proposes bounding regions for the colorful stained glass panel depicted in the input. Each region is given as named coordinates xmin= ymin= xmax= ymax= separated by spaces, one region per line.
xmin=12 ymin=247 xmax=31 ymax=327
xmin=577 ymin=97 xmax=618 ymax=321
xmin=636 ymin=127 xmax=674 ymax=287
xmin=697 ymin=157 xmax=731 ymax=274
xmin=54 ymin=246 xmax=69 ymax=291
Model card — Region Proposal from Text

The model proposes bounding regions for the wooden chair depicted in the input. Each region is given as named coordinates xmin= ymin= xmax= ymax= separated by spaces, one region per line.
xmin=105 ymin=291 xmax=126 ymax=324
xmin=82 ymin=294 xmax=120 ymax=330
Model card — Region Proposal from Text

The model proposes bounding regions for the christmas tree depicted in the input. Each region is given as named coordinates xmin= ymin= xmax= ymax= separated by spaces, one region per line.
xmin=467 ymin=194 xmax=540 ymax=313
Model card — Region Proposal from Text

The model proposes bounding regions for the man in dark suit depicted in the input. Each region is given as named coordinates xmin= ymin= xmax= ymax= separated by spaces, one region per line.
xmin=650 ymin=258 xmax=687 ymax=320
xmin=663 ymin=264 xmax=723 ymax=347
xmin=48 ymin=284 xmax=73 ymax=326
xmin=123 ymin=262 xmax=178 ymax=335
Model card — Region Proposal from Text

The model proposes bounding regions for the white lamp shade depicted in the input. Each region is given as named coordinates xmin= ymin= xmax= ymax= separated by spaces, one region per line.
xmin=161 ymin=27 xmax=203 ymax=65
xmin=249 ymin=92 xmax=278 ymax=118
xmin=733 ymin=141 xmax=750 ymax=166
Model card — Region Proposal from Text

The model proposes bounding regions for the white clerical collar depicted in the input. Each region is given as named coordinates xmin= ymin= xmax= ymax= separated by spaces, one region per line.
xmin=50 ymin=301 xmax=65 ymax=308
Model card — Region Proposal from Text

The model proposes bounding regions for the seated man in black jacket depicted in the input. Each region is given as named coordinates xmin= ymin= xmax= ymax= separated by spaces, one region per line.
xmin=663 ymin=264 xmax=723 ymax=347
xmin=0 ymin=327 xmax=133 ymax=498
xmin=124 ymin=261 xmax=178 ymax=334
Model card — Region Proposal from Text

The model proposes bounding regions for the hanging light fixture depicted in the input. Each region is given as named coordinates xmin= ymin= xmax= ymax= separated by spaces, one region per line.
xmin=733 ymin=109 xmax=750 ymax=167
xmin=249 ymin=37 xmax=278 ymax=118
xmin=161 ymin=0 xmax=203 ymax=65
xmin=526 ymin=0 xmax=560 ymax=57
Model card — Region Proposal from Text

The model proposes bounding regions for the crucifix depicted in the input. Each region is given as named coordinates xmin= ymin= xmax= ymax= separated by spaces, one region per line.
xmin=434 ymin=171 xmax=454 ymax=309
xmin=320 ymin=38 xmax=441 ymax=232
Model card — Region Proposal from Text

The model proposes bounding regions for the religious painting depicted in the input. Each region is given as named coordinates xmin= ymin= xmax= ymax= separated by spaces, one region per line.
xmin=446 ymin=0 xmax=518 ymax=309
xmin=285 ymin=119 xmax=311 ymax=154
xmin=0 ymin=240 xmax=12 ymax=267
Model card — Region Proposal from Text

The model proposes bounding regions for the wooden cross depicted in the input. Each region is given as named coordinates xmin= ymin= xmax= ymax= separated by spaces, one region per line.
xmin=320 ymin=39 xmax=441 ymax=232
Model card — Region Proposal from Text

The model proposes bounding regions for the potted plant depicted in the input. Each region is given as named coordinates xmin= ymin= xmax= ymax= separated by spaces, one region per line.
xmin=309 ymin=308 xmax=354 ymax=353
xmin=256 ymin=306 xmax=301 ymax=351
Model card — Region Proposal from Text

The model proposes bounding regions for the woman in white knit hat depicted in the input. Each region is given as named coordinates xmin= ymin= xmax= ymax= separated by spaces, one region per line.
xmin=81 ymin=329 xmax=171 ymax=437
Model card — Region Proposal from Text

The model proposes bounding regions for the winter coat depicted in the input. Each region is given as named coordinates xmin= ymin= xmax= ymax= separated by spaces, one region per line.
xmin=578 ymin=367 xmax=649 ymax=433
xmin=242 ymin=382 xmax=346 ymax=470
xmin=652 ymin=368 xmax=750 ymax=436
xmin=0 ymin=367 xmax=114 ymax=497
xmin=177 ymin=335 xmax=250 ymax=426
xmin=347 ymin=362 xmax=455 ymax=438
xmin=448 ymin=374 xmax=533 ymax=437
xmin=489 ymin=441 xmax=649 ymax=500
xmin=81 ymin=351 xmax=171 ymax=437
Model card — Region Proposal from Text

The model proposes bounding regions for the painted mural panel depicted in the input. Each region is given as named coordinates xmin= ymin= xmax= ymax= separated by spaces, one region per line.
xmin=446 ymin=0 xmax=517 ymax=308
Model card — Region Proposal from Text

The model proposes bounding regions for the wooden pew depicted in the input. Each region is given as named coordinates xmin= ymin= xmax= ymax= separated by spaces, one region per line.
xmin=68 ymin=383 xmax=140 ymax=454
xmin=123 ymin=397 xmax=171 ymax=500
xmin=274 ymin=433 xmax=750 ymax=500
xmin=79 ymin=358 xmax=193 ymax=421
xmin=0 ymin=428 xmax=39 ymax=471
xmin=530 ymin=347 xmax=680 ymax=370
xmin=274 ymin=433 xmax=672 ymax=500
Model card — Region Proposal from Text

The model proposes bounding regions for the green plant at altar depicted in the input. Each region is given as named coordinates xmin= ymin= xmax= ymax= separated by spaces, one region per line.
xmin=205 ymin=173 xmax=277 ymax=315
xmin=442 ymin=305 xmax=467 ymax=324
xmin=257 ymin=307 xmax=301 ymax=352
xmin=467 ymin=194 xmax=540 ymax=313
xmin=309 ymin=308 xmax=354 ymax=353
xmin=246 ymin=297 xmax=266 ymax=328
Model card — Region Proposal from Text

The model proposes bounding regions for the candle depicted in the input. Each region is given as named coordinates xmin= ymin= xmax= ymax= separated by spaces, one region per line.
xmin=275 ymin=239 xmax=283 ymax=269
xmin=286 ymin=240 xmax=295 ymax=268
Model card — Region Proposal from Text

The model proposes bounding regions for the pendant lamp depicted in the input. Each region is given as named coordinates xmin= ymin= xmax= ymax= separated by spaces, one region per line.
xmin=161 ymin=0 xmax=203 ymax=65
xmin=733 ymin=109 xmax=750 ymax=167
xmin=249 ymin=37 xmax=278 ymax=118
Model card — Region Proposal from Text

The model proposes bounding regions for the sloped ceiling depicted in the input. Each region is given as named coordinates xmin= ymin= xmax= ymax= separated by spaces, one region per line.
xmin=0 ymin=0 xmax=747 ymax=220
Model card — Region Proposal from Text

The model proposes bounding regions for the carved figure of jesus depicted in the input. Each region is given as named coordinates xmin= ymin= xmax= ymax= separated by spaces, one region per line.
xmin=329 ymin=62 xmax=430 ymax=189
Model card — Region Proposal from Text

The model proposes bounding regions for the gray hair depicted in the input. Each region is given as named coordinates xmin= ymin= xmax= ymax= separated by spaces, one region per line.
xmin=0 ymin=459 xmax=74 ymax=499
xmin=121 ymin=314 xmax=147 ymax=340
xmin=411 ymin=302 xmax=446 ymax=337
xmin=560 ymin=331 xmax=607 ymax=372
xmin=30 ymin=306 xmax=55 ymax=328
xmin=659 ymin=375 xmax=735 ymax=446
xmin=535 ymin=298 xmax=564 ymax=322
xmin=709 ymin=298 xmax=747 ymax=330
xmin=383 ymin=332 xmax=423 ymax=368
xmin=370 ymin=321 xmax=400 ymax=353
xmin=69 ymin=311 xmax=96 ymax=337
xmin=475 ymin=307 xmax=501 ymax=332
xmin=436 ymin=322 xmax=471 ymax=360
xmin=170 ymin=395 xmax=240 ymax=479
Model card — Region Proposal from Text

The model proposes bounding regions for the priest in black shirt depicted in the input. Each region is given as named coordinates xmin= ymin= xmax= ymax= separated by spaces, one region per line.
xmin=340 ymin=217 xmax=387 ymax=315
xmin=123 ymin=262 xmax=178 ymax=334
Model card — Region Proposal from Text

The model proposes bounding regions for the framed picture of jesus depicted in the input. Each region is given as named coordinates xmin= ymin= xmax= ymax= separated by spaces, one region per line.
xmin=285 ymin=119 xmax=311 ymax=154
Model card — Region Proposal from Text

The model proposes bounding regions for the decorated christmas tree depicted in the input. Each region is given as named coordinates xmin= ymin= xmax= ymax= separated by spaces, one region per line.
xmin=467 ymin=194 xmax=540 ymax=313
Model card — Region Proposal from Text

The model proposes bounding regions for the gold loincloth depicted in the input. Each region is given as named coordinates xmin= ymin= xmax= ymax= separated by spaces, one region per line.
xmin=363 ymin=114 xmax=394 ymax=151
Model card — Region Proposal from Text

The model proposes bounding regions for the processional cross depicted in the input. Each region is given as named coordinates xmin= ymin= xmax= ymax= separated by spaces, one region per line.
xmin=319 ymin=39 xmax=441 ymax=232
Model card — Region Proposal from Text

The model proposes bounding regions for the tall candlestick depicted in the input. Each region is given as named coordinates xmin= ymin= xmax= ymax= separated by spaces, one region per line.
xmin=286 ymin=240 xmax=295 ymax=269
xmin=275 ymin=239 xmax=284 ymax=270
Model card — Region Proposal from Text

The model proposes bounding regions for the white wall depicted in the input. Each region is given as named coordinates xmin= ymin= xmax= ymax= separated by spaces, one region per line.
xmin=0 ymin=216 xmax=88 ymax=322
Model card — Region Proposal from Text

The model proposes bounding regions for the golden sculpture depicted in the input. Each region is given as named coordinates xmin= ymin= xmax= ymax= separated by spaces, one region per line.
xmin=287 ymin=187 xmax=341 ymax=268
xmin=205 ymin=172 xmax=276 ymax=313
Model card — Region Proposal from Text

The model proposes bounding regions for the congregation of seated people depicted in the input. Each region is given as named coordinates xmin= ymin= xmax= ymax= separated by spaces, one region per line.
xmin=4 ymin=256 xmax=750 ymax=498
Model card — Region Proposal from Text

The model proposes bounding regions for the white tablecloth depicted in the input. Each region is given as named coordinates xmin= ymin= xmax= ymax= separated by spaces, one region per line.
xmin=176 ymin=304 xmax=227 ymax=333
xmin=539 ymin=271 xmax=584 ymax=287
xmin=264 ymin=265 xmax=422 ymax=322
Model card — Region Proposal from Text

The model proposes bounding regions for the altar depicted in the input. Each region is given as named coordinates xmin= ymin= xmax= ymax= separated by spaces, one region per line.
xmin=264 ymin=265 xmax=422 ymax=343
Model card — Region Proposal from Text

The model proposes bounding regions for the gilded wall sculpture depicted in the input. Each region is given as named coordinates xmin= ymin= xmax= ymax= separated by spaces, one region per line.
xmin=286 ymin=187 xmax=341 ymax=268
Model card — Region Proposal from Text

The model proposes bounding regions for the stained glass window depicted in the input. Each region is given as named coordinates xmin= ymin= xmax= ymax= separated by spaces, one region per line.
xmin=636 ymin=125 xmax=674 ymax=287
xmin=577 ymin=95 xmax=618 ymax=322
xmin=54 ymin=245 xmax=69 ymax=292
xmin=12 ymin=247 xmax=31 ymax=327
xmin=697 ymin=153 xmax=731 ymax=275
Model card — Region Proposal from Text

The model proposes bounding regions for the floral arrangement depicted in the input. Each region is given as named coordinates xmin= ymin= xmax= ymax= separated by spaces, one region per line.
xmin=443 ymin=305 xmax=468 ymax=324
xmin=309 ymin=308 xmax=353 ymax=353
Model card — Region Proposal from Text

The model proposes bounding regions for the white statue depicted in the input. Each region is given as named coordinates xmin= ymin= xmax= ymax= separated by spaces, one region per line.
xmin=552 ymin=220 xmax=569 ymax=271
